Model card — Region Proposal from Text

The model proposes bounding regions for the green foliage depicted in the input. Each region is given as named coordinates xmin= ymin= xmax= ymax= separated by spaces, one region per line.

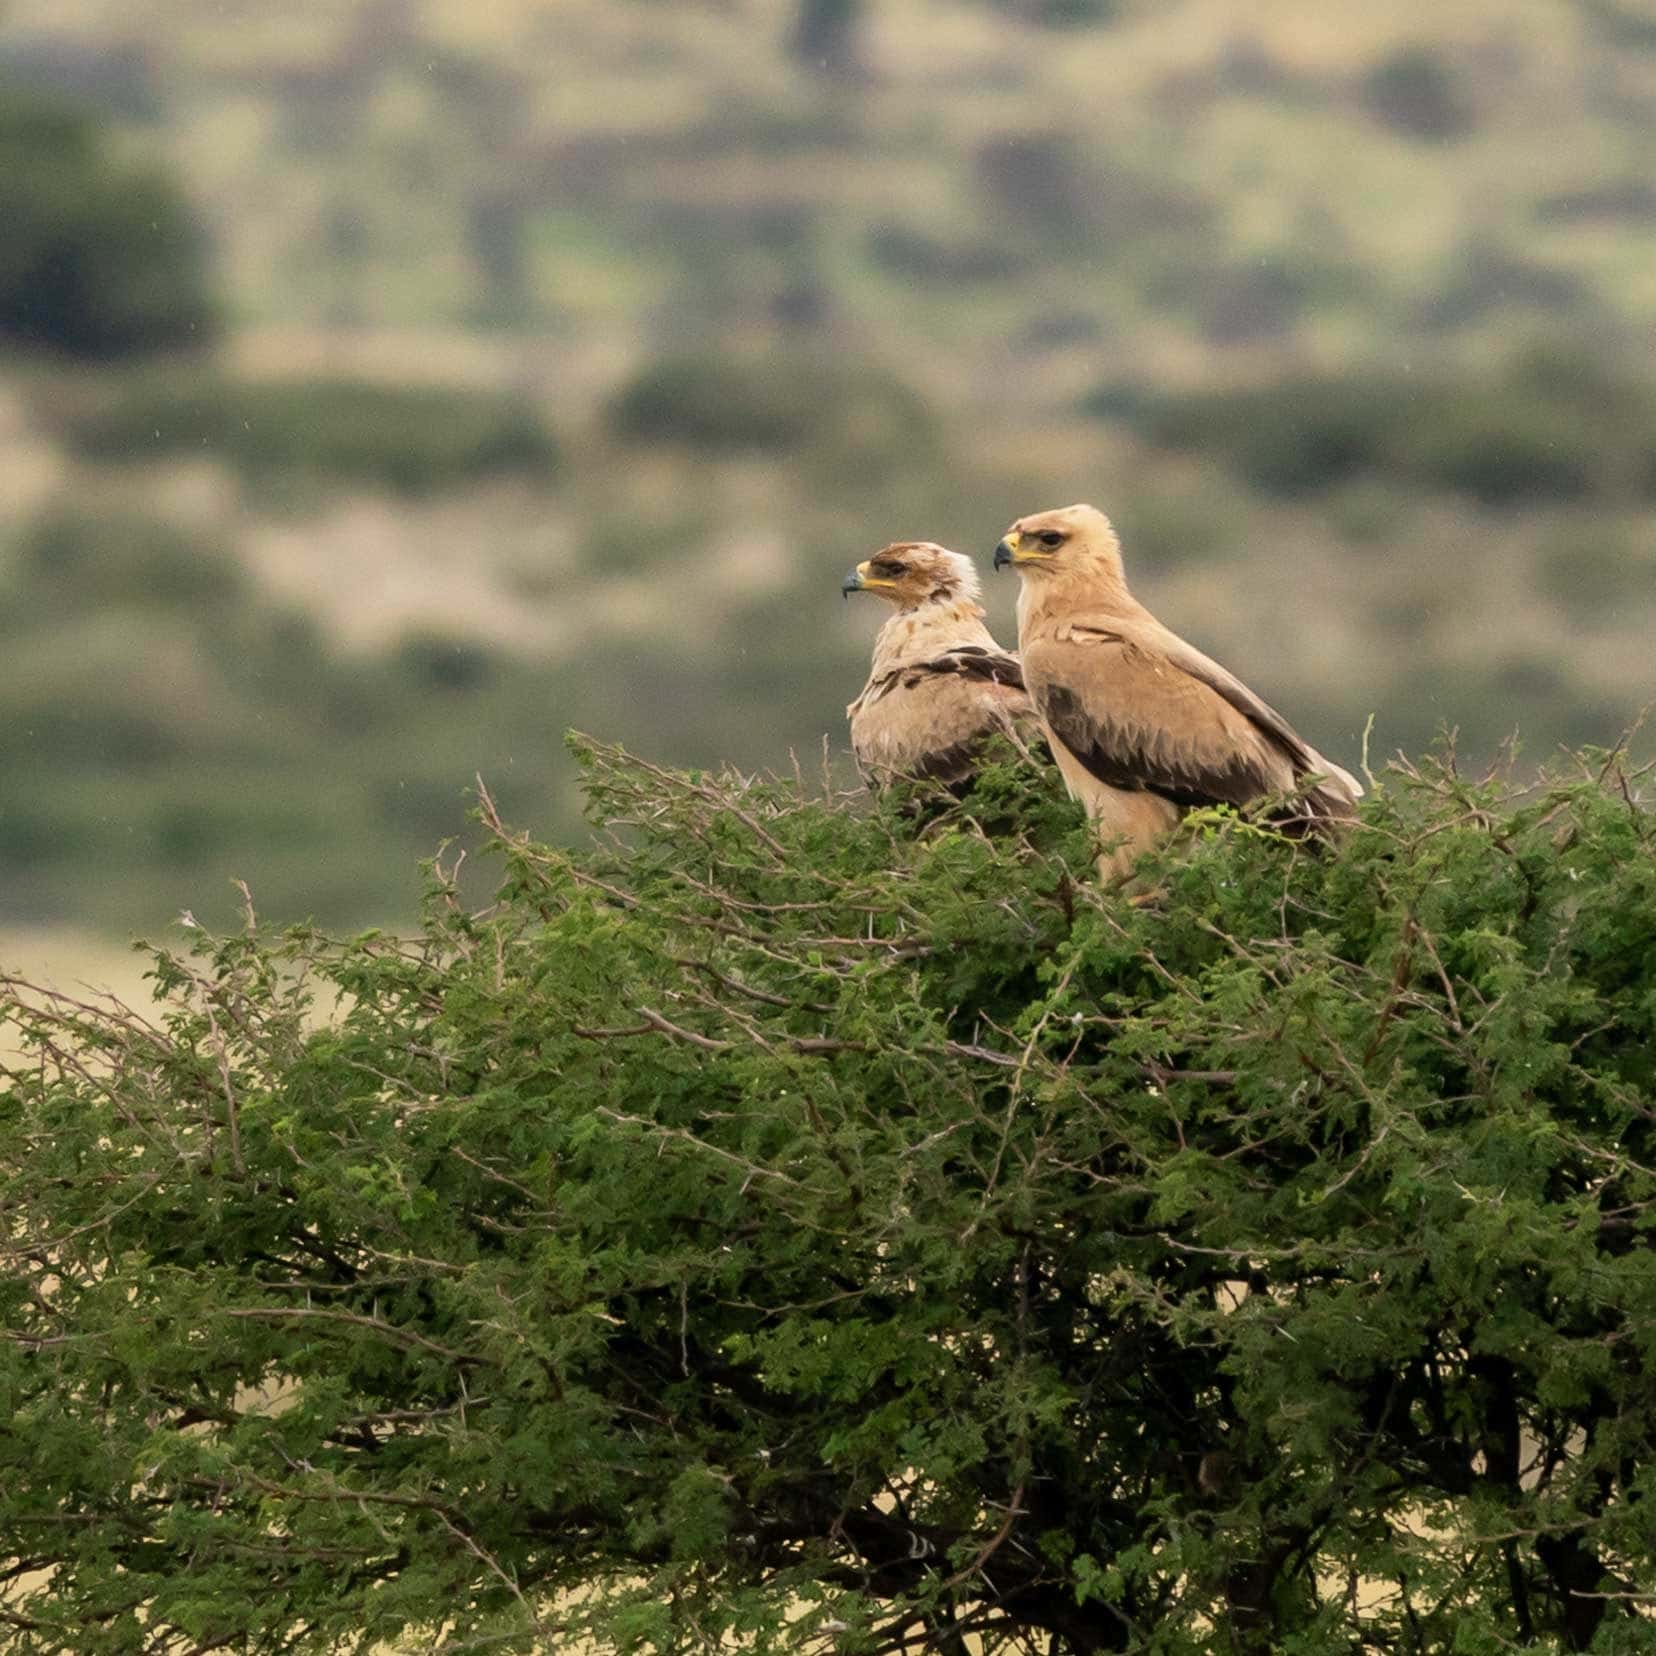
xmin=1390 ymin=389 xmax=1596 ymax=505
xmin=608 ymin=347 xmax=936 ymax=476
xmin=9 ymin=508 xmax=245 ymax=617
xmin=1360 ymin=45 xmax=1477 ymax=142
xmin=65 ymin=372 xmax=560 ymax=495
xmin=790 ymin=0 xmax=865 ymax=79
xmin=1108 ymin=478 xmax=1240 ymax=567
xmin=1578 ymin=0 xmax=1656 ymax=53
xmin=974 ymin=136 xmax=1102 ymax=242
xmin=0 ymin=504 xmax=571 ymax=933
xmin=1421 ymin=238 xmax=1589 ymax=330
xmin=0 ymin=88 xmax=216 ymax=359
xmin=989 ymin=0 xmax=1120 ymax=27
xmin=1106 ymin=350 xmax=1656 ymax=506
xmin=392 ymin=632 xmax=498 ymax=694
xmin=866 ymin=222 xmax=1019 ymax=285
xmin=7 ymin=741 xmax=1656 ymax=1652
xmin=1536 ymin=523 xmax=1655 ymax=625
xmin=1113 ymin=373 xmax=1416 ymax=497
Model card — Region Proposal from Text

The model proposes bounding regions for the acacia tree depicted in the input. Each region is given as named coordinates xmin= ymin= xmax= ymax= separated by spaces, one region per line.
xmin=5 ymin=740 xmax=1656 ymax=1653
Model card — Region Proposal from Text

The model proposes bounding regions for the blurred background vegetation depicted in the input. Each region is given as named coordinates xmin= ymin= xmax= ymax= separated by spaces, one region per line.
xmin=2 ymin=0 xmax=1655 ymax=966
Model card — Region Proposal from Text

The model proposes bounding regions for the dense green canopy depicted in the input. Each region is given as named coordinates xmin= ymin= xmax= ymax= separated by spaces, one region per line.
xmin=0 ymin=91 xmax=216 ymax=359
xmin=5 ymin=741 xmax=1656 ymax=1652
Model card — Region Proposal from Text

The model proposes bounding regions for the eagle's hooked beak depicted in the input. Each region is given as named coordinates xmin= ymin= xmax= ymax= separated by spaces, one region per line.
xmin=993 ymin=531 xmax=1020 ymax=571
xmin=842 ymin=563 xmax=866 ymax=598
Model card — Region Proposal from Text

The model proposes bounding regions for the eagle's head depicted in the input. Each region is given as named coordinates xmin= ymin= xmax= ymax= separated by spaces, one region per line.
xmin=992 ymin=504 xmax=1124 ymax=582
xmin=842 ymin=541 xmax=980 ymax=609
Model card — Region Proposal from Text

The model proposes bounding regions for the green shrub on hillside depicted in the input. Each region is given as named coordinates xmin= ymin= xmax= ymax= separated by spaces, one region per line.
xmin=1359 ymin=44 xmax=1477 ymax=141
xmin=1421 ymin=239 xmax=1589 ymax=330
xmin=609 ymin=347 xmax=936 ymax=474
xmin=1393 ymin=390 xmax=1597 ymax=504
xmin=393 ymin=631 xmax=498 ymax=694
xmin=6 ymin=741 xmax=1656 ymax=1653
xmin=789 ymin=0 xmax=865 ymax=79
xmin=866 ymin=222 xmax=1020 ymax=284
xmin=66 ymin=373 xmax=560 ymax=495
xmin=1103 ymin=351 xmax=1656 ymax=506
xmin=989 ymin=0 xmax=1120 ymax=29
xmin=1108 ymin=478 xmax=1238 ymax=565
xmin=1118 ymin=374 xmax=1414 ymax=496
xmin=1535 ymin=523 xmax=1655 ymax=625
xmin=1578 ymin=0 xmax=1656 ymax=53
xmin=974 ymin=135 xmax=1103 ymax=241
xmin=9 ymin=509 xmax=244 ymax=618
xmin=0 ymin=501 xmax=571 ymax=932
xmin=0 ymin=89 xmax=216 ymax=359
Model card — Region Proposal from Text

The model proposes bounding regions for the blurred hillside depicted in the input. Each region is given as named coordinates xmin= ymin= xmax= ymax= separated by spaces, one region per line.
xmin=2 ymin=0 xmax=1655 ymax=937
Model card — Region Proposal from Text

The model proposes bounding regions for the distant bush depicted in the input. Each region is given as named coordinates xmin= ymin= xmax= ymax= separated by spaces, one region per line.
xmin=1197 ymin=257 xmax=1313 ymax=343
xmin=393 ymin=633 xmax=498 ymax=694
xmin=1393 ymin=391 xmax=1597 ymax=504
xmin=0 ymin=89 xmax=216 ymax=359
xmin=576 ymin=507 xmax=715 ymax=578
xmin=1389 ymin=661 xmax=1627 ymax=757
xmin=1536 ymin=179 xmax=1656 ymax=227
xmin=1579 ymin=0 xmax=1656 ymax=52
xmin=1114 ymin=376 xmax=1414 ymax=496
xmin=1536 ymin=524 xmax=1654 ymax=624
xmin=12 ymin=509 xmax=244 ymax=617
xmin=66 ymin=374 xmax=560 ymax=495
xmin=788 ymin=0 xmax=865 ymax=79
xmin=1094 ymin=350 xmax=1656 ymax=507
xmin=1318 ymin=478 xmax=1414 ymax=546
xmin=0 ymin=691 xmax=186 ymax=773
xmin=608 ymin=347 xmax=935 ymax=470
xmin=989 ymin=0 xmax=1119 ymax=25
xmin=148 ymin=795 xmax=329 ymax=870
xmin=0 ymin=39 xmax=159 ymax=121
xmin=974 ymin=135 xmax=1099 ymax=239
xmin=1360 ymin=45 xmax=1476 ymax=141
xmin=1083 ymin=380 xmax=1158 ymax=424
xmin=0 ymin=799 xmax=93 ymax=868
xmin=866 ymin=223 xmax=1019 ymax=284
xmin=1421 ymin=239 xmax=1590 ymax=330
xmin=1110 ymin=484 xmax=1235 ymax=567
xmin=1146 ymin=252 xmax=1361 ymax=346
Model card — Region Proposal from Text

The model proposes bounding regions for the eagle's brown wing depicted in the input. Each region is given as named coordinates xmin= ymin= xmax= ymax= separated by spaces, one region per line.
xmin=1022 ymin=626 xmax=1302 ymax=811
xmin=1149 ymin=626 xmax=1362 ymax=818
xmin=906 ymin=643 xmax=1024 ymax=688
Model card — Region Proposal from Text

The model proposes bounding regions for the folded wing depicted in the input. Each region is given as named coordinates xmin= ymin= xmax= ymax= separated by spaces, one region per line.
xmin=1025 ymin=621 xmax=1360 ymax=823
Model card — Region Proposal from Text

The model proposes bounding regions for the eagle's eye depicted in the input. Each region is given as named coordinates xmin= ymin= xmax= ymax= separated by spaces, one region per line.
xmin=873 ymin=559 xmax=905 ymax=578
xmin=1038 ymin=530 xmax=1065 ymax=548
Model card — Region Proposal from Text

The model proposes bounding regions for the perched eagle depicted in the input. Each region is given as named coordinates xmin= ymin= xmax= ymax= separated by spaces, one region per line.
xmin=843 ymin=540 xmax=1035 ymax=790
xmin=994 ymin=503 xmax=1362 ymax=877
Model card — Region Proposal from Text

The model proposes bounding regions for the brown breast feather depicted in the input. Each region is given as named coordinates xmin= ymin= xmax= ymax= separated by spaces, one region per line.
xmin=850 ymin=646 xmax=1034 ymax=788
